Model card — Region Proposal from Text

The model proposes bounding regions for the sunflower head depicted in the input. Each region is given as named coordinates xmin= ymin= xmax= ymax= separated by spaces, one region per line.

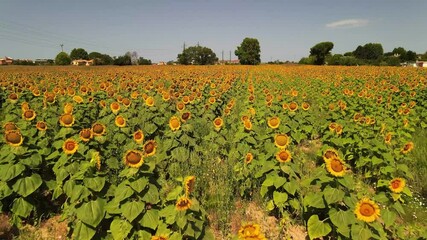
xmin=354 ymin=198 xmax=380 ymax=223
xmin=302 ymin=102 xmax=310 ymax=110
xmin=110 ymin=102 xmax=120 ymax=114
xmin=384 ymin=132 xmax=392 ymax=144
xmin=133 ymin=130 xmax=144 ymax=144
xmin=115 ymin=115 xmax=126 ymax=128
xmin=289 ymin=102 xmax=298 ymax=111
xmin=122 ymin=98 xmax=131 ymax=107
xmin=176 ymin=102 xmax=185 ymax=111
xmin=238 ymin=223 xmax=266 ymax=240
xmin=36 ymin=121 xmax=47 ymax=131
xmin=245 ymin=152 xmax=253 ymax=164
xmin=64 ymin=103 xmax=73 ymax=114
xmin=169 ymin=116 xmax=181 ymax=131
xmin=389 ymin=178 xmax=405 ymax=193
xmin=145 ymin=96 xmax=155 ymax=107
xmin=73 ymin=95 xmax=84 ymax=104
xmin=401 ymin=142 xmax=414 ymax=154
xmin=323 ymin=149 xmax=338 ymax=162
xmin=176 ymin=196 xmax=192 ymax=211
xmin=267 ymin=117 xmax=280 ymax=129
xmin=5 ymin=130 xmax=24 ymax=147
xmin=22 ymin=109 xmax=36 ymax=121
xmin=62 ymin=139 xmax=79 ymax=155
xmin=325 ymin=157 xmax=346 ymax=177
xmin=92 ymin=123 xmax=106 ymax=136
xmin=144 ymin=140 xmax=157 ymax=157
xmin=79 ymin=129 xmax=93 ymax=142
xmin=21 ymin=102 xmax=30 ymax=111
xmin=59 ymin=113 xmax=75 ymax=127
xmin=8 ymin=93 xmax=19 ymax=103
xmin=213 ymin=117 xmax=223 ymax=131
xmin=123 ymin=150 xmax=144 ymax=168
xmin=4 ymin=122 xmax=18 ymax=132
xmin=276 ymin=149 xmax=292 ymax=163
xmin=243 ymin=119 xmax=252 ymax=131
xmin=184 ymin=176 xmax=196 ymax=196
xmin=181 ymin=112 xmax=191 ymax=122
xmin=274 ymin=134 xmax=289 ymax=149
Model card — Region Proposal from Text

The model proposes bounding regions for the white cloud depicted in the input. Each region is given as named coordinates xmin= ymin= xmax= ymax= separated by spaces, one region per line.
xmin=326 ymin=19 xmax=369 ymax=28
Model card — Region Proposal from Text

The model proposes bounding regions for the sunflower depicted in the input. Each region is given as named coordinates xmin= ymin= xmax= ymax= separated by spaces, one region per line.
xmin=245 ymin=152 xmax=253 ymax=164
xmin=403 ymin=118 xmax=409 ymax=127
xmin=151 ymin=235 xmax=168 ymax=240
xmin=276 ymin=149 xmax=292 ymax=163
xmin=22 ymin=109 xmax=36 ymax=121
xmin=130 ymin=91 xmax=139 ymax=99
xmin=213 ymin=117 xmax=223 ymax=131
xmin=91 ymin=151 xmax=101 ymax=170
xmin=4 ymin=122 xmax=18 ymax=132
xmin=328 ymin=122 xmax=337 ymax=132
xmin=289 ymin=102 xmax=298 ymax=112
xmin=92 ymin=123 xmax=106 ymax=136
xmin=133 ymin=130 xmax=144 ymax=144
xmin=145 ymin=96 xmax=155 ymax=107
xmin=59 ymin=113 xmax=75 ymax=127
xmin=44 ymin=92 xmax=56 ymax=104
xmin=389 ymin=178 xmax=405 ymax=193
xmin=144 ymin=140 xmax=157 ymax=157
xmin=401 ymin=142 xmax=414 ymax=154
xmin=73 ymin=95 xmax=84 ymax=104
xmin=249 ymin=107 xmax=256 ymax=116
xmin=115 ymin=115 xmax=126 ymax=128
xmin=64 ymin=103 xmax=73 ymax=114
xmin=274 ymin=134 xmax=289 ymax=149
xmin=224 ymin=107 xmax=231 ymax=116
xmin=267 ymin=116 xmax=280 ymax=129
xmin=181 ymin=112 xmax=191 ymax=122
xmin=5 ymin=130 xmax=23 ymax=147
xmin=182 ymin=95 xmax=190 ymax=104
xmin=8 ymin=93 xmax=18 ymax=103
xmin=162 ymin=92 xmax=171 ymax=101
xmin=302 ymin=102 xmax=310 ymax=111
xmin=176 ymin=196 xmax=192 ymax=211
xmin=243 ymin=119 xmax=252 ymax=131
xmin=110 ymin=102 xmax=120 ymax=114
xmin=176 ymin=101 xmax=185 ymax=111
xmin=99 ymin=100 xmax=107 ymax=108
xmin=354 ymin=198 xmax=380 ymax=223
xmin=323 ymin=149 xmax=338 ymax=162
xmin=36 ymin=121 xmax=47 ymax=131
xmin=21 ymin=102 xmax=30 ymax=111
xmin=238 ymin=223 xmax=266 ymax=240
xmin=335 ymin=125 xmax=343 ymax=135
xmin=169 ymin=116 xmax=181 ymax=131
xmin=325 ymin=157 xmax=346 ymax=177
xmin=384 ymin=132 xmax=392 ymax=144
xmin=32 ymin=88 xmax=41 ymax=96
xmin=282 ymin=103 xmax=288 ymax=110
xmin=123 ymin=150 xmax=144 ymax=168
xmin=184 ymin=176 xmax=196 ymax=196
xmin=79 ymin=129 xmax=93 ymax=142
xmin=62 ymin=139 xmax=79 ymax=155
xmin=122 ymin=98 xmax=131 ymax=107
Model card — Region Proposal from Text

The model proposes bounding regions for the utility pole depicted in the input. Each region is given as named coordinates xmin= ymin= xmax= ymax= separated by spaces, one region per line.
xmin=222 ymin=50 xmax=224 ymax=62
xmin=60 ymin=44 xmax=64 ymax=52
xmin=229 ymin=51 xmax=231 ymax=62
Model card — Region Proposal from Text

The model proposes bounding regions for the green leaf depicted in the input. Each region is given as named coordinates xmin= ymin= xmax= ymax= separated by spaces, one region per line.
xmin=20 ymin=153 xmax=42 ymax=168
xmin=122 ymin=201 xmax=145 ymax=222
xmin=114 ymin=185 xmax=134 ymax=202
xmin=382 ymin=209 xmax=397 ymax=227
xmin=129 ymin=177 xmax=148 ymax=193
xmin=12 ymin=174 xmax=43 ymax=197
xmin=0 ymin=181 xmax=13 ymax=199
xmin=283 ymin=181 xmax=298 ymax=195
xmin=273 ymin=191 xmax=288 ymax=206
xmin=140 ymin=209 xmax=159 ymax=230
xmin=273 ymin=175 xmax=287 ymax=188
xmin=329 ymin=209 xmax=354 ymax=229
xmin=323 ymin=186 xmax=345 ymax=205
xmin=307 ymin=215 xmax=332 ymax=240
xmin=159 ymin=205 xmax=177 ymax=225
xmin=304 ymin=192 xmax=325 ymax=209
xmin=72 ymin=221 xmax=96 ymax=240
xmin=166 ymin=186 xmax=183 ymax=201
xmin=83 ymin=177 xmax=105 ymax=192
xmin=0 ymin=163 xmax=25 ymax=181
xmin=11 ymin=197 xmax=33 ymax=217
xmin=76 ymin=198 xmax=106 ymax=228
xmin=110 ymin=218 xmax=133 ymax=240
xmin=351 ymin=224 xmax=372 ymax=240
xmin=142 ymin=184 xmax=160 ymax=204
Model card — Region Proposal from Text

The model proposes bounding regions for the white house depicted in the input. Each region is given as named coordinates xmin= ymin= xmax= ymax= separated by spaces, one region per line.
xmin=415 ymin=61 xmax=427 ymax=67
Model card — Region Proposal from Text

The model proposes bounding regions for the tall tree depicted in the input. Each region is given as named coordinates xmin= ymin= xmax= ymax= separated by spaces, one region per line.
xmin=405 ymin=50 xmax=417 ymax=62
xmin=353 ymin=43 xmax=383 ymax=60
xmin=138 ymin=57 xmax=152 ymax=65
xmin=177 ymin=45 xmax=218 ymax=65
xmin=89 ymin=52 xmax=113 ymax=65
xmin=55 ymin=52 xmax=71 ymax=65
xmin=70 ymin=48 xmax=89 ymax=60
xmin=309 ymin=42 xmax=334 ymax=65
xmin=235 ymin=38 xmax=261 ymax=65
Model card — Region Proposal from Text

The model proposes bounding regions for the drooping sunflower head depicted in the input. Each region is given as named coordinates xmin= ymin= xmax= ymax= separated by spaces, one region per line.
xmin=213 ymin=117 xmax=223 ymax=131
xmin=5 ymin=130 xmax=23 ymax=147
xmin=8 ymin=92 xmax=18 ymax=103
xmin=99 ymin=100 xmax=107 ymax=108
xmin=243 ymin=119 xmax=252 ymax=131
xmin=22 ymin=109 xmax=36 ymax=121
xmin=145 ymin=96 xmax=155 ymax=107
xmin=245 ymin=152 xmax=253 ymax=164
xmin=133 ymin=130 xmax=144 ymax=144
xmin=274 ymin=134 xmax=289 ymax=149
xmin=328 ymin=122 xmax=337 ymax=132
xmin=110 ymin=102 xmax=120 ymax=114
xmin=144 ymin=140 xmax=157 ymax=157
xmin=181 ymin=112 xmax=191 ymax=122
xmin=73 ymin=95 xmax=84 ymax=104
xmin=184 ymin=176 xmax=196 ymax=196
xmin=4 ymin=122 xmax=18 ymax=132
xmin=36 ymin=121 xmax=47 ymax=131
xmin=59 ymin=113 xmax=75 ymax=127
xmin=384 ymin=132 xmax=392 ymax=144
xmin=79 ymin=128 xmax=93 ymax=142
xmin=92 ymin=123 xmax=106 ymax=136
xmin=115 ymin=115 xmax=126 ymax=128
xmin=169 ymin=116 xmax=181 ymax=131
xmin=122 ymin=98 xmax=131 ymax=107
xmin=64 ymin=103 xmax=73 ymax=114
xmin=389 ymin=178 xmax=405 ymax=193
xmin=276 ymin=149 xmax=292 ymax=163
xmin=323 ymin=148 xmax=338 ymax=162
xmin=176 ymin=196 xmax=192 ymax=211
xmin=335 ymin=125 xmax=343 ymax=135
xmin=267 ymin=117 xmax=280 ymax=129
xmin=325 ymin=157 xmax=346 ymax=177
xmin=401 ymin=142 xmax=414 ymax=154
xmin=62 ymin=139 xmax=79 ymax=155
xmin=123 ymin=150 xmax=144 ymax=168
xmin=21 ymin=102 xmax=30 ymax=111
xmin=354 ymin=198 xmax=380 ymax=223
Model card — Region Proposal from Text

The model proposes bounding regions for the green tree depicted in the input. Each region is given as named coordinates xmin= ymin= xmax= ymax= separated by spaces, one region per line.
xmin=177 ymin=45 xmax=218 ymax=65
xmin=138 ymin=57 xmax=152 ymax=65
xmin=88 ymin=52 xmax=113 ymax=65
xmin=113 ymin=54 xmax=131 ymax=66
xmin=235 ymin=38 xmax=261 ymax=65
xmin=55 ymin=52 xmax=71 ymax=65
xmin=353 ymin=43 xmax=383 ymax=60
xmin=405 ymin=50 xmax=417 ymax=62
xmin=309 ymin=42 xmax=334 ymax=65
xmin=70 ymin=48 xmax=89 ymax=60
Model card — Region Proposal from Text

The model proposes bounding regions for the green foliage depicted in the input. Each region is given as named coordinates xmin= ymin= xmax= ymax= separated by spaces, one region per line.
xmin=177 ymin=45 xmax=218 ymax=65
xmin=113 ymin=54 xmax=131 ymax=66
xmin=309 ymin=41 xmax=334 ymax=65
xmin=70 ymin=48 xmax=89 ymax=60
xmin=55 ymin=52 xmax=71 ymax=65
xmin=88 ymin=52 xmax=113 ymax=65
xmin=353 ymin=43 xmax=384 ymax=60
xmin=235 ymin=37 xmax=261 ymax=65
xmin=138 ymin=57 xmax=152 ymax=65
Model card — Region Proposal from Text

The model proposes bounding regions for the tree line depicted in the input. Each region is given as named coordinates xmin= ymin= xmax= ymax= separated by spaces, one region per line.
xmin=55 ymin=49 xmax=152 ymax=66
xmin=299 ymin=42 xmax=426 ymax=66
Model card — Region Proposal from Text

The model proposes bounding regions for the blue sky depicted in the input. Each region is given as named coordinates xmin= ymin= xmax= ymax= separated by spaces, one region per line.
xmin=1 ymin=0 xmax=426 ymax=62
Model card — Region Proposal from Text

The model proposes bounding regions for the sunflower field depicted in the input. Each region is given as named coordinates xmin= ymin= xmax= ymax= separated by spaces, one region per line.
xmin=0 ymin=65 xmax=427 ymax=239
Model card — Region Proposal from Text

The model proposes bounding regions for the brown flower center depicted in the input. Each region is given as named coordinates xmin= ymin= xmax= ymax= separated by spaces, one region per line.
xmin=391 ymin=180 xmax=401 ymax=189
xmin=359 ymin=203 xmax=375 ymax=216
xmin=182 ymin=112 xmax=190 ymax=120
xmin=126 ymin=151 xmax=142 ymax=164
xmin=330 ymin=159 xmax=344 ymax=172
xmin=24 ymin=110 xmax=34 ymax=118
xmin=4 ymin=123 xmax=17 ymax=131
xmin=6 ymin=131 xmax=22 ymax=144
xmin=9 ymin=93 xmax=18 ymax=100
xmin=170 ymin=118 xmax=180 ymax=128
xmin=37 ymin=122 xmax=47 ymax=130
xmin=324 ymin=150 xmax=337 ymax=159
xmin=145 ymin=142 xmax=155 ymax=154
xmin=214 ymin=118 xmax=222 ymax=126
xmin=134 ymin=132 xmax=143 ymax=140
xmin=269 ymin=117 xmax=279 ymax=126
xmin=275 ymin=135 xmax=288 ymax=146
xmin=61 ymin=114 xmax=73 ymax=125
xmin=65 ymin=141 xmax=76 ymax=150
xmin=279 ymin=151 xmax=289 ymax=161
xmin=80 ymin=129 xmax=91 ymax=139
xmin=92 ymin=124 xmax=105 ymax=134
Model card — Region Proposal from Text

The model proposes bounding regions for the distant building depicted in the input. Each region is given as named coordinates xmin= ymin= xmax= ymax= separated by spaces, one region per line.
xmin=415 ymin=61 xmax=427 ymax=67
xmin=157 ymin=61 xmax=166 ymax=66
xmin=35 ymin=59 xmax=54 ymax=65
xmin=0 ymin=56 xmax=13 ymax=65
xmin=72 ymin=59 xmax=94 ymax=66
xmin=218 ymin=59 xmax=240 ymax=65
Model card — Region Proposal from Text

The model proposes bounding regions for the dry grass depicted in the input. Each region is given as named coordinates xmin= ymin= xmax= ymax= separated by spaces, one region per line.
xmin=15 ymin=215 xmax=68 ymax=240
